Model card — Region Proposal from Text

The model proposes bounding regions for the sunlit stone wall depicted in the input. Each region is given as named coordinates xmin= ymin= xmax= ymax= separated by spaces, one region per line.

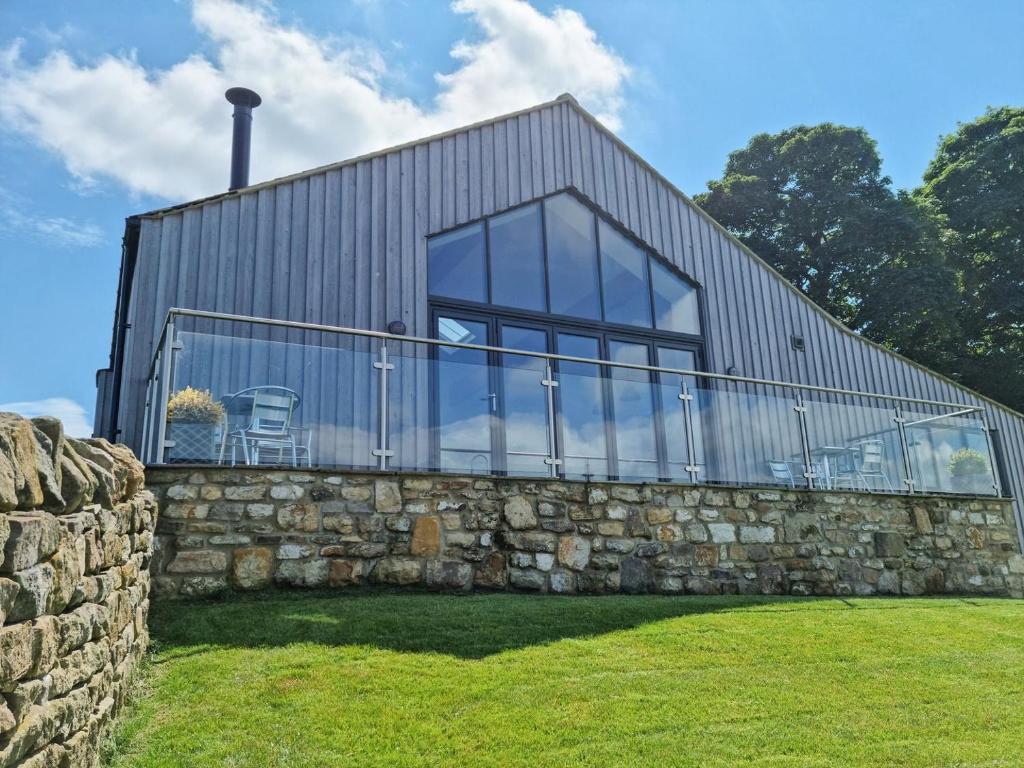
xmin=146 ymin=467 xmax=1022 ymax=600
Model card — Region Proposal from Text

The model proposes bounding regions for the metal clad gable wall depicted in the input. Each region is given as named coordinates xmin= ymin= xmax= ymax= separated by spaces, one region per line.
xmin=113 ymin=98 xmax=1024 ymax=541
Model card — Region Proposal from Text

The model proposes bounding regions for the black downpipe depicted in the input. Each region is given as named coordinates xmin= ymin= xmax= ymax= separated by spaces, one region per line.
xmin=225 ymin=87 xmax=262 ymax=191
xmin=104 ymin=216 xmax=141 ymax=440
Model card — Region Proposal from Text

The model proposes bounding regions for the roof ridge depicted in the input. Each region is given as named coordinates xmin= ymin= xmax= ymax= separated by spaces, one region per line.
xmin=135 ymin=93 xmax=581 ymax=219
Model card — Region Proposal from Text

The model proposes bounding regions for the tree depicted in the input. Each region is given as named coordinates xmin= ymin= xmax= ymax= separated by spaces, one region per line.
xmin=916 ymin=107 xmax=1024 ymax=412
xmin=695 ymin=123 xmax=960 ymax=376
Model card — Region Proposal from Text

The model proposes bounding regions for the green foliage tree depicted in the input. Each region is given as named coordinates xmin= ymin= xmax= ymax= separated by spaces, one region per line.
xmin=694 ymin=124 xmax=962 ymax=391
xmin=916 ymin=107 xmax=1024 ymax=411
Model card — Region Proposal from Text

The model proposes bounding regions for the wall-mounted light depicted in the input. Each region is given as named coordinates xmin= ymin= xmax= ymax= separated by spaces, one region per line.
xmin=791 ymin=334 xmax=806 ymax=352
xmin=387 ymin=320 xmax=407 ymax=335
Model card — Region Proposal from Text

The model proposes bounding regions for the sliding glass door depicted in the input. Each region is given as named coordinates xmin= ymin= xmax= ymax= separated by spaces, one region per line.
xmin=433 ymin=307 xmax=703 ymax=481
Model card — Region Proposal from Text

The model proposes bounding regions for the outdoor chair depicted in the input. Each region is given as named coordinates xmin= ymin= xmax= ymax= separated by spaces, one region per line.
xmin=768 ymin=459 xmax=797 ymax=487
xmin=218 ymin=386 xmax=302 ymax=467
xmin=833 ymin=439 xmax=895 ymax=492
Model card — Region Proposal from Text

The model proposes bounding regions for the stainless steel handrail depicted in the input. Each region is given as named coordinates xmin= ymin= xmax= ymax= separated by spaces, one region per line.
xmin=153 ymin=307 xmax=982 ymax=412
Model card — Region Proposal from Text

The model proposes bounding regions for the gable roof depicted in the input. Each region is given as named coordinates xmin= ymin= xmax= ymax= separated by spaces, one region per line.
xmin=124 ymin=93 xmax=1022 ymax=420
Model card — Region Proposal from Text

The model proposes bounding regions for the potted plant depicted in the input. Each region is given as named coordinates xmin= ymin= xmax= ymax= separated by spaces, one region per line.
xmin=166 ymin=387 xmax=225 ymax=463
xmin=947 ymin=448 xmax=992 ymax=495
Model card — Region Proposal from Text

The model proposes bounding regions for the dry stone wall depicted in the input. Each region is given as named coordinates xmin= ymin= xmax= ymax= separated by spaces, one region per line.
xmin=0 ymin=413 xmax=156 ymax=768
xmin=147 ymin=467 xmax=1023 ymax=599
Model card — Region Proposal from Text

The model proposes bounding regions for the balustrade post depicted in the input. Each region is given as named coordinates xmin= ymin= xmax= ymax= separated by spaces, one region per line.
xmin=679 ymin=382 xmax=700 ymax=484
xmin=981 ymin=418 xmax=1003 ymax=497
xmin=541 ymin=362 xmax=562 ymax=478
xmin=155 ymin=318 xmax=180 ymax=465
xmin=140 ymin=377 xmax=154 ymax=465
xmin=372 ymin=339 xmax=395 ymax=470
xmin=892 ymin=405 xmax=916 ymax=493
xmin=793 ymin=394 xmax=816 ymax=490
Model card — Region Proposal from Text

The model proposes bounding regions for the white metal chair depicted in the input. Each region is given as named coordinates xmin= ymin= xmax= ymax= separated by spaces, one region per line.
xmin=768 ymin=460 xmax=797 ymax=487
xmin=834 ymin=439 xmax=895 ymax=491
xmin=218 ymin=386 xmax=302 ymax=467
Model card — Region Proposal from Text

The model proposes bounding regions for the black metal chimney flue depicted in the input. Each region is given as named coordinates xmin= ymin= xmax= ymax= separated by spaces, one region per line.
xmin=225 ymin=87 xmax=262 ymax=191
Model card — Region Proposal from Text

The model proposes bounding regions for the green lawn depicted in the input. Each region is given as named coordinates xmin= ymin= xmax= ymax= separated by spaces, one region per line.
xmin=109 ymin=592 xmax=1024 ymax=768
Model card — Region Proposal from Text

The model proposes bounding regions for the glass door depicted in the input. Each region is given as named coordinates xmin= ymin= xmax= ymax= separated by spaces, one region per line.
xmin=656 ymin=346 xmax=703 ymax=482
xmin=497 ymin=323 xmax=552 ymax=476
xmin=555 ymin=333 xmax=610 ymax=480
xmin=608 ymin=339 xmax=660 ymax=481
xmin=434 ymin=314 xmax=496 ymax=474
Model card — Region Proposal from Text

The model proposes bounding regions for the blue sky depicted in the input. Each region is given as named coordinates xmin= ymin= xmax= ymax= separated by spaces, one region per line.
xmin=1 ymin=0 xmax=1022 ymax=436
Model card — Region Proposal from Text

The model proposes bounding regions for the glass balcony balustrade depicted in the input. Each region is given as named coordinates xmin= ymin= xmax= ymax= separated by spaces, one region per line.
xmin=140 ymin=309 xmax=1001 ymax=498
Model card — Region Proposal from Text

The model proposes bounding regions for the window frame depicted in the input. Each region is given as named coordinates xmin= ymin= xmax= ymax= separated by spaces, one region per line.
xmin=426 ymin=187 xmax=708 ymax=345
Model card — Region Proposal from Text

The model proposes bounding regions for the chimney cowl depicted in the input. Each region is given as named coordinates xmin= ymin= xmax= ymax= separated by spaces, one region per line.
xmin=225 ymin=87 xmax=262 ymax=191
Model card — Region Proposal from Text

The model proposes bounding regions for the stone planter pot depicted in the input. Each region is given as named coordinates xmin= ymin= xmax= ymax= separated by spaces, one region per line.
xmin=166 ymin=421 xmax=219 ymax=463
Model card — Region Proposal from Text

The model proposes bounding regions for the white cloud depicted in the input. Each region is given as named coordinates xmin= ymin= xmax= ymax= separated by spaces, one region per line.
xmin=0 ymin=185 xmax=105 ymax=247
xmin=0 ymin=0 xmax=629 ymax=202
xmin=0 ymin=397 xmax=93 ymax=438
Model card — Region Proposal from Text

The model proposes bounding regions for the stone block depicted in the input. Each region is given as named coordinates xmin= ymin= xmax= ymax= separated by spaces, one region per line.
xmin=620 ymin=558 xmax=651 ymax=594
xmin=874 ymin=532 xmax=906 ymax=558
xmin=269 ymin=484 xmax=304 ymax=501
xmin=509 ymin=568 xmax=545 ymax=590
xmin=2 ymin=513 xmax=61 ymax=574
xmin=708 ymin=523 xmax=737 ymax=543
xmin=328 ymin=559 xmax=363 ymax=587
xmin=558 ymin=536 xmax=591 ymax=571
xmin=504 ymin=496 xmax=538 ymax=530
xmin=231 ymin=547 xmax=274 ymax=589
xmin=374 ymin=558 xmax=422 ymax=585
xmin=0 ymin=623 xmax=34 ymax=686
xmin=425 ymin=560 xmax=473 ymax=590
xmin=475 ymin=552 xmax=507 ymax=588
xmin=277 ymin=503 xmax=319 ymax=532
xmin=166 ymin=550 xmax=228 ymax=574
xmin=410 ymin=516 xmax=441 ymax=557
xmin=180 ymin=576 xmax=228 ymax=597
xmin=739 ymin=526 xmax=776 ymax=544
xmin=549 ymin=570 xmax=575 ymax=594
xmin=374 ymin=480 xmax=403 ymax=513
xmin=275 ymin=559 xmax=329 ymax=587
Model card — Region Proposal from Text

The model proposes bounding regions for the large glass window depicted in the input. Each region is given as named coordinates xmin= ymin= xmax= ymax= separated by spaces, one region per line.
xmin=609 ymin=340 xmax=660 ymax=480
xmin=651 ymin=259 xmax=700 ymax=334
xmin=544 ymin=194 xmax=602 ymax=320
xmin=557 ymin=333 xmax=609 ymax=480
xmin=427 ymin=191 xmax=701 ymax=338
xmin=436 ymin=316 xmax=492 ymax=472
xmin=499 ymin=325 xmax=550 ymax=476
xmin=599 ymin=220 xmax=652 ymax=327
xmin=489 ymin=204 xmax=546 ymax=312
xmin=427 ymin=224 xmax=486 ymax=302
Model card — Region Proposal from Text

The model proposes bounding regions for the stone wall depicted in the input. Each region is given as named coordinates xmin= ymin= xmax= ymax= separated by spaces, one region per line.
xmin=1 ymin=413 xmax=156 ymax=768
xmin=147 ymin=467 xmax=1023 ymax=599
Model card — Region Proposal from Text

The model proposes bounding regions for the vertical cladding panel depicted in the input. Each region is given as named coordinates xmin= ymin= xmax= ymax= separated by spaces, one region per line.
xmin=529 ymin=110 xmax=544 ymax=199
xmin=442 ymin=136 xmax=456 ymax=229
xmin=506 ymin=118 xmax=521 ymax=205
xmin=480 ymin=124 xmax=495 ymax=217
xmin=116 ymin=99 xmax=1024 ymax=541
xmin=552 ymin=104 xmax=566 ymax=190
xmin=455 ymin=131 xmax=469 ymax=224
xmin=467 ymin=128 xmax=482 ymax=222
xmin=517 ymin=114 xmax=532 ymax=204
xmin=493 ymin=122 xmax=508 ymax=214
xmin=544 ymin=106 xmax=560 ymax=192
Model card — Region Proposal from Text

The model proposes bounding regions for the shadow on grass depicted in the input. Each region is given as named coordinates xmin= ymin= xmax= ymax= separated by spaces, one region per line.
xmin=147 ymin=589 xmax=998 ymax=661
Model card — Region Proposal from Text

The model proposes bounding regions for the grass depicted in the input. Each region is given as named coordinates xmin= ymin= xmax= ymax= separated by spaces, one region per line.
xmin=108 ymin=592 xmax=1024 ymax=768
